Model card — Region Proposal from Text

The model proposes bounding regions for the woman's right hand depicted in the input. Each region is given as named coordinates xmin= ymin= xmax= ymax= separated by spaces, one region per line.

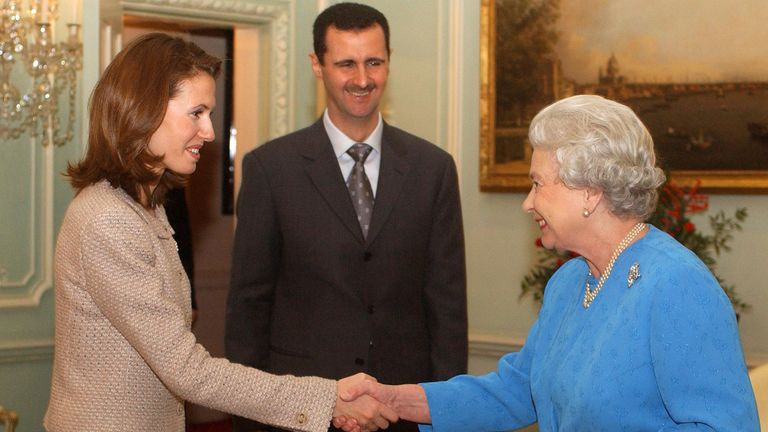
xmin=333 ymin=373 xmax=399 ymax=432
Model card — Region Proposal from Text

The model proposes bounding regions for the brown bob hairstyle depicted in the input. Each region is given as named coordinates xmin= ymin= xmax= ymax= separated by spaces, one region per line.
xmin=67 ymin=33 xmax=222 ymax=209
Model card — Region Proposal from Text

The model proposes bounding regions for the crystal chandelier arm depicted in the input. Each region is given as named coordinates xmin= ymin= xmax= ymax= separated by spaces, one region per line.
xmin=0 ymin=0 xmax=81 ymax=146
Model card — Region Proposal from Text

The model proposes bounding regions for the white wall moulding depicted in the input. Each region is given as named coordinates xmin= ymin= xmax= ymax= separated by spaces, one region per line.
xmin=0 ymin=0 xmax=81 ymax=308
xmin=468 ymin=333 xmax=524 ymax=359
xmin=0 ymin=338 xmax=54 ymax=363
xmin=0 ymin=142 xmax=55 ymax=308
xmin=119 ymin=0 xmax=294 ymax=138
xmin=428 ymin=0 xmax=464 ymax=176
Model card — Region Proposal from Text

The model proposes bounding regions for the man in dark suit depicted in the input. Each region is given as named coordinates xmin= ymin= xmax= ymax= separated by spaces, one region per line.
xmin=225 ymin=3 xmax=467 ymax=431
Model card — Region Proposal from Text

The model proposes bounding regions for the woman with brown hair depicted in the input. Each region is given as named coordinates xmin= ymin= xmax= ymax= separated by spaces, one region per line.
xmin=44 ymin=33 xmax=395 ymax=432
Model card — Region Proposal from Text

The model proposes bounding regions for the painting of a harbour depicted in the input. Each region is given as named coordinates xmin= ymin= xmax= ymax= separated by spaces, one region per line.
xmin=483 ymin=0 xmax=768 ymax=191
xmin=611 ymin=83 xmax=768 ymax=171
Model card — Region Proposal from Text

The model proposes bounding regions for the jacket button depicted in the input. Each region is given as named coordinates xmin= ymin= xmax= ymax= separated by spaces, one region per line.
xmin=367 ymin=305 xmax=375 ymax=314
xmin=363 ymin=252 xmax=372 ymax=261
xmin=369 ymin=340 xmax=374 ymax=348
xmin=355 ymin=358 xmax=365 ymax=365
xmin=296 ymin=412 xmax=307 ymax=425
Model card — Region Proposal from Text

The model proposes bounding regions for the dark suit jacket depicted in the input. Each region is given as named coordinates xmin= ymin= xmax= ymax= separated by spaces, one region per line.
xmin=225 ymin=119 xmax=468 ymax=431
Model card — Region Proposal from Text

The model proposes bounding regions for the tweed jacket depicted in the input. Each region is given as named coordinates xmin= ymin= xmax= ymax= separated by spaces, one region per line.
xmin=44 ymin=181 xmax=336 ymax=432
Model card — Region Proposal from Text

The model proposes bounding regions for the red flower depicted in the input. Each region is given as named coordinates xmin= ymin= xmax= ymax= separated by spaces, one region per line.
xmin=683 ymin=222 xmax=695 ymax=232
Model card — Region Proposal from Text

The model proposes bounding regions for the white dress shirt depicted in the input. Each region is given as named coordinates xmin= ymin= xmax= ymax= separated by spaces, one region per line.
xmin=323 ymin=110 xmax=383 ymax=197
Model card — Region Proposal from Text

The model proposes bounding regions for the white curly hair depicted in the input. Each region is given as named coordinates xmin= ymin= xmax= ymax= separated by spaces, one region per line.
xmin=528 ymin=94 xmax=666 ymax=219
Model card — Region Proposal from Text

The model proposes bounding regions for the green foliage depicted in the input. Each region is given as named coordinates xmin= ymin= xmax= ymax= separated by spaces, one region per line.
xmin=520 ymin=180 xmax=750 ymax=314
xmin=520 ymin=241 xmax=572 ymax=304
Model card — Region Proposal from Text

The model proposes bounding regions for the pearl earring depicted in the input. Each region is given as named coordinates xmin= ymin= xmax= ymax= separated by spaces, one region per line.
xmin=582 ymin=209 xmax=590 ymax=217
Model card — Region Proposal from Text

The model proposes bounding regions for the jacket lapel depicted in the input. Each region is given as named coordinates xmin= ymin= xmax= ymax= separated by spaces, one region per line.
xmin=366 ymin=124 xmax=409 ymax=245
xmin=299 ymin=120 xmax=365 ymax=243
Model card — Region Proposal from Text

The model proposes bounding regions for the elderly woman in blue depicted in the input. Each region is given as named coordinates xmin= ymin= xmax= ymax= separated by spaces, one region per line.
xmin=336 ymin=94 xmax=759 ymax=431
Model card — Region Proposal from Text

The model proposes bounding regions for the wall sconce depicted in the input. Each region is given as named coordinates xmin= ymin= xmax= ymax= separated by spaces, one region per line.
xmin=0 ymin=0 xmax=82 ymax=147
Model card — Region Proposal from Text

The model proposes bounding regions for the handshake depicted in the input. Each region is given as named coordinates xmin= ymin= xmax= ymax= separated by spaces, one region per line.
xmin=332 ymin=373 xmax=429 ymax=432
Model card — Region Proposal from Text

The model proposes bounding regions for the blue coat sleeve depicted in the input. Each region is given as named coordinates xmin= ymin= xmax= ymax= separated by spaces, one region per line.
xmin=650 ymin=266 xmax=759 ymax=431
xmin=415 ymin=259 xmax=580 ymax=432
xmin=418 ymin=321 xmax=540 ymax=432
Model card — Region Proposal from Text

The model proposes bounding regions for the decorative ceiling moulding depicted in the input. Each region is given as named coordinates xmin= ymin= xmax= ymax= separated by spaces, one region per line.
xmin=121 ymin=0 xmax=293 ymax=137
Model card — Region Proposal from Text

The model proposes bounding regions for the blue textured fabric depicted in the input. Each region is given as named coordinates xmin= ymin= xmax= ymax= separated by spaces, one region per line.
xmin=420 ymin=226 xmax=759 ymax=431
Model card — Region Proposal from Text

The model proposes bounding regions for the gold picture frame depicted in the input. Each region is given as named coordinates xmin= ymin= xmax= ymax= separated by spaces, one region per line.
xmin=480 ymin=0 xmax=768 ymax=193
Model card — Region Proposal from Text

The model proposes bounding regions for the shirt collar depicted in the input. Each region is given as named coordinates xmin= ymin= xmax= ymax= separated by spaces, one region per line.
xmin=323 ymin=110 xmax=383 ymax=158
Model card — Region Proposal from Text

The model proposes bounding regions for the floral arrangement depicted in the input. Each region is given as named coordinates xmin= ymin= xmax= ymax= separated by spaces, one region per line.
xmin=520 ymin=180 xmax=750 ymax=314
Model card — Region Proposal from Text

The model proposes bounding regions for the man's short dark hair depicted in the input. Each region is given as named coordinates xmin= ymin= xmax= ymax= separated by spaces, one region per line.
xmin=313 ymin=2 xmax=390 ymax=65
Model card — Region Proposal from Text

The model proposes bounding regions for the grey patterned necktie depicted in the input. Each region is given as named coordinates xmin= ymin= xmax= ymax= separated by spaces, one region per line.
xmin=346 ymin=143 xmax=374 ymax=238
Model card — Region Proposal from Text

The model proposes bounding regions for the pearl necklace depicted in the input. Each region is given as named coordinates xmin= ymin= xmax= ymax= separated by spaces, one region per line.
xmin=583 ymin=222 xmax=646 ymax=309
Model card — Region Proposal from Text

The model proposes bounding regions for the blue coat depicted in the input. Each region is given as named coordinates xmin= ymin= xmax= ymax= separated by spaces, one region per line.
xmin=421 ymin=226 xmax=758 ymax=431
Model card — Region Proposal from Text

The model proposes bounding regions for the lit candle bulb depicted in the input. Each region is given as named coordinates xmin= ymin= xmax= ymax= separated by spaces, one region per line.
xmin=39 ymin=0 xmax=49 ymax=23
xmin=71 ymin=0 xmax=79 ymax=23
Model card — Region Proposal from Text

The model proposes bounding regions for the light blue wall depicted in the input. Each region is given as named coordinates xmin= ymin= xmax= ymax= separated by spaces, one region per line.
xmin=0 ymin=294 xmax=55 ymax=431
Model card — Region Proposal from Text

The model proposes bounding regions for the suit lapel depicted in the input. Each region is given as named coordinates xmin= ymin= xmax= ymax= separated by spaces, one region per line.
xmin=367 ymin=124 xmax=410 ymax=245
xmin=299 ymin=120 xmax=366 ymax=243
